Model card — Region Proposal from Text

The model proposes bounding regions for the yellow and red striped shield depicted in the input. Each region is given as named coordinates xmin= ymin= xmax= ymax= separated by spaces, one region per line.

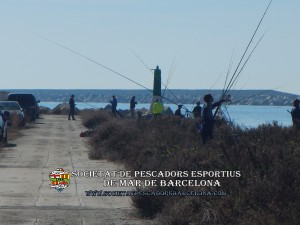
xmin=49 ymin=168 xmax=70 ymax=192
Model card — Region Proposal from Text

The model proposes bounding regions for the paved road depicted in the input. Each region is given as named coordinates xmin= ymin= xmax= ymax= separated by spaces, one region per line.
xmin=0 ymin=115 xmax=154 ymax=225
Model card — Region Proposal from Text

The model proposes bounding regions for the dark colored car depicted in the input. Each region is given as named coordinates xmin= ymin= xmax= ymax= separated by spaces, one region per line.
xmin=7 ymin=93 xmax=39 ymax=122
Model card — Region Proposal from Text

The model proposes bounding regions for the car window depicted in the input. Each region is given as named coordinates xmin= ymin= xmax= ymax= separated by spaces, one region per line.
xmin=0 ymin=102 xmax=21 ymax=110
xmin=7 ymin=95 xmax=36 ymax=108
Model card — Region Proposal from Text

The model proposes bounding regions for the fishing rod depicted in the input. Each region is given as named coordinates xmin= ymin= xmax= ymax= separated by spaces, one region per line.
xmin=218 ymin=32 xmax=266 ymax=122
xmin=31 ymin=32 xmax=153 ymax=93
xmin=162 ymin=54 xmax=179 ymax=97
xmin=31 ymin=32 xmax=187 ymax=111
xmin=209 ymin=70 xmax=224 ymax=91
xmin=130 ymin=49 xmax=152 ymax=71
xmin=214 ymin=0 xmax=273 ymax=117
xmin=82 ymin=102 xmax=99 ymax=109
xmin=222 ymin=0 xmax=272 ymax=97
xmin=231 ymin=31 xmax=268 ymax=92
xmin=227 ymin=32 xmax=266 ymax=92
xmin=222 ymin=50 xmax=235 ymax=96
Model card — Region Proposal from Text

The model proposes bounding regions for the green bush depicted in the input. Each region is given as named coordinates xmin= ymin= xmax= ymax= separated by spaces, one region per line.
xmin=82 ymin=112 xmax=300 ymax=225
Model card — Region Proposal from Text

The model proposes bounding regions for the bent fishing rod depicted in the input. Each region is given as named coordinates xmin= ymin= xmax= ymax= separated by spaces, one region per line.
xmin=214 ymin=33 xmax=265 ymax=117
xmin=214 ymin=0 xmax=273 ymax=117
xmin=30 ymin=32 xmax=184 ymax=109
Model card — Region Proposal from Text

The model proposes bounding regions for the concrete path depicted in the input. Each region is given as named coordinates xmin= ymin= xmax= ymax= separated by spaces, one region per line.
xmin=0 ymin=115 xmax=154 ymax=225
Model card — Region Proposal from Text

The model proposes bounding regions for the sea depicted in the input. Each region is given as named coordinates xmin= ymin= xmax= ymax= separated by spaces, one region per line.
xmin=39 ymin=102 xmax=293 ymax=128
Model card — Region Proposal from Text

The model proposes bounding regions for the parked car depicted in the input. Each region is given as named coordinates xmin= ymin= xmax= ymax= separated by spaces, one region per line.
xmin=7 ymin=93 xmax=39 ymax=122
xmin=0 ymin=101 xmax=25 ymax=126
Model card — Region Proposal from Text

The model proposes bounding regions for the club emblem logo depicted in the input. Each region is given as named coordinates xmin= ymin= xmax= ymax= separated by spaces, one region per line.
xmin=49 ymin=168 xmax=70 ymax=192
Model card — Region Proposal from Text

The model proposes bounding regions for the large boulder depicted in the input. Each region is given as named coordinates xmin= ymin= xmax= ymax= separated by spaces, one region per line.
xmin=164 ymin=107 xmax=174 ymax=115
xmin=52 ymin=103 xmax=79 ymax=115
xmin=39 ymin=106 xmax=51 ymax=114
xmin=103 ymin=104 xmax=112 ymax=110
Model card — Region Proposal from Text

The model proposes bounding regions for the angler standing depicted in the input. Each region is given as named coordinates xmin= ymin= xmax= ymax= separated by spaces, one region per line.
xmin=291 ymin=99 xmax=300 ymax=128
xmin=201 ymin=94 xmax=226 ymax=144
xmin=175 ymin=105 xmax=184 ymax=118
xmin=68 ymin=95 xmax=76 ymax=120
xmin=110 ymin=95 xmax=118 ymax=117
xmin=130 ymin=96 xmax=137 ymax=118
xmin=152 ymin=99 xmax=164 ymax=117
xmin=192 ymin=101 xmax=202 ymax=119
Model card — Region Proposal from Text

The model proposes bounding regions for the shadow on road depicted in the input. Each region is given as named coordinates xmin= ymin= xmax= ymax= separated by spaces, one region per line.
xmin=3 ymin=143 xmax=17 ymax=148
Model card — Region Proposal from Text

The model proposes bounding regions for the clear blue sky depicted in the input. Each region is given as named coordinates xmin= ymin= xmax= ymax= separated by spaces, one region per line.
xmin=0 ymin=0 xmax=299 ymax=95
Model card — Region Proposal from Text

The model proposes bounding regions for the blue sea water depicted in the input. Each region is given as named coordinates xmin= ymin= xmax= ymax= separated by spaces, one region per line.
xmin=39 ymin=102 xmax=293 ymax=128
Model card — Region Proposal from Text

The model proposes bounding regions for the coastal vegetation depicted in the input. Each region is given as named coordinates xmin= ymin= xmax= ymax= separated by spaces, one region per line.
xmin=82 ymin=109 xmax=300 ymax=225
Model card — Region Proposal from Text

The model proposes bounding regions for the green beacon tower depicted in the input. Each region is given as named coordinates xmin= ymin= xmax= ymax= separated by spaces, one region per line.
xmin=150 ymin=65 xmax=163 ymax=112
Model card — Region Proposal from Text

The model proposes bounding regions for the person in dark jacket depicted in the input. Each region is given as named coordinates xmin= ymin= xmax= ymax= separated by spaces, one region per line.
xmin=291 ymin=99 xmax=300 ymax=128
xmin=192 ymin=101 xmax=202 ymax=118
xmin=110 ymin=95 xmax=117 ymax=117
xmin=110 ymin=95 xmax=122 ymax=117
xmin=175 ymin=105 xmax=183 ymax=118
xmin=130 ymin=96 xmax=137 ymax=118
xmin=68 ymin=95 xmax=76 ymax=120
xmin=201 ymin=94 xmax=226 ymax=144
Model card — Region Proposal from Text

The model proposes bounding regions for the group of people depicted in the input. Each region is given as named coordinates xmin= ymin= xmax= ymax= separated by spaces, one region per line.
xmin=67 ymin=93 xmax=300 ymax=145
xmin=111 ymin=95 xmax=137 ymax=118
xmin=174 ymin=94 xmax=227 ymax=144
xmin=68 ymin=93 xmax=229 ymax=144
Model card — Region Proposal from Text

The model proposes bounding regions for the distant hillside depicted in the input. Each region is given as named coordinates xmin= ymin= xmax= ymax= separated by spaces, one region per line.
xmin=1 ymin=89 xmax=299 ymax=106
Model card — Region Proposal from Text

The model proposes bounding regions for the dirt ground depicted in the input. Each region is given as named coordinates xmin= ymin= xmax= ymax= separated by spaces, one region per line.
xmin=0 ymin=115 xmax=156 ymax=225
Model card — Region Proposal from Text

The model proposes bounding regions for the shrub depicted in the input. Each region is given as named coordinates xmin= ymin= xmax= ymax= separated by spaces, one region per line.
xmin=83 ymin=113 xmax=300 ymax=225
xmin=81 ymin=109 xmax=110 ymax=129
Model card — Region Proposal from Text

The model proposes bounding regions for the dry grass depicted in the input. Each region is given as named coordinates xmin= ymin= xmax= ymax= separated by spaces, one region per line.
xmin=82 ymin=111 xmax=300 ymax=225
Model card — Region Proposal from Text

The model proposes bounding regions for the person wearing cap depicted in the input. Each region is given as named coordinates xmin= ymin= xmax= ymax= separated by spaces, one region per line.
xmin=175 ymin=104 xmax=183 ymax=118
xmin=192 ymin=101 xmax=202 ymax=119
xmin=201 ymin=94 xmax=226 ymax=144
xmin=291 ymin=99 xmax=300 ymax=128
xmin=68 ymin=94 xmax=76 ymax=120
xmin=110 ymin=95 xmax=118 ymax=117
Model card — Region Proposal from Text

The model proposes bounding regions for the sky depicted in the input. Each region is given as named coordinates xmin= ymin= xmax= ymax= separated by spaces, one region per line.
xmin=0 ymin=0 xmax=299 ymax=95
